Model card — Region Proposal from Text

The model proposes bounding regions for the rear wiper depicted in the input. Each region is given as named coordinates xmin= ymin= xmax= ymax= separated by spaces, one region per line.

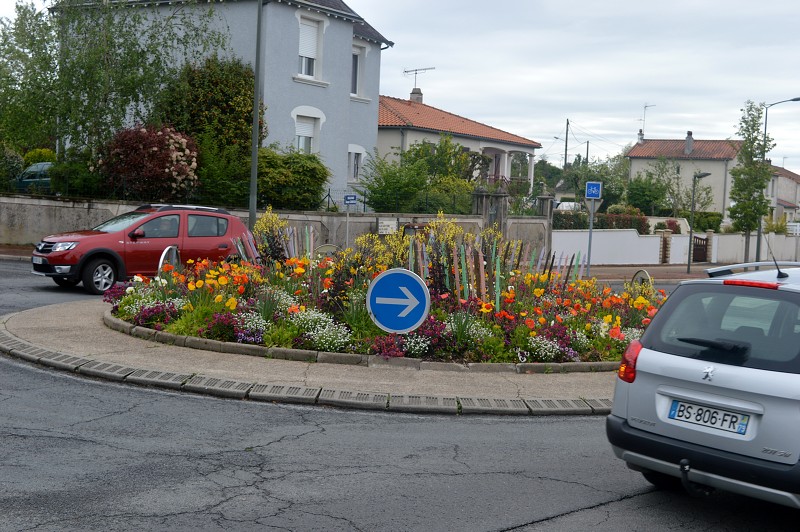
xmin=676 ymin=337 xmax=749 ymax=352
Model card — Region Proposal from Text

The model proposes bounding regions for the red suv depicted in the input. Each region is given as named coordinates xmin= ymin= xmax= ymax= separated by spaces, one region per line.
xmin=32 ymin=204 xmax=259 ymax=294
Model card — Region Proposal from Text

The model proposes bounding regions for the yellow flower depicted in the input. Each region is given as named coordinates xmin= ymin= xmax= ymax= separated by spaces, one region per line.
xmin=214 ymin=294 xmax=223 ymax=303
xmin=225 ymin=297 xmax=237 ymax=310
xmin=195 ymin=279 xmax=204 ymax=288
xmin=188 ymin=282 xmax=196 ymax=291
xmin=603 ymin=314 xmax=613 ymax=324
xmin=218 ymin=275 xmax=229 ymax=286
xmin=533 ymin=288 xmax=545 ymax=298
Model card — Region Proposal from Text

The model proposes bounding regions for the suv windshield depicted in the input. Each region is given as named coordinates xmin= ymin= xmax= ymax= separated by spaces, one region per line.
xmin=92 ymin=211 xmax=153 ymax=233
xmin=641 ymin=283 xmax=800 ymax=373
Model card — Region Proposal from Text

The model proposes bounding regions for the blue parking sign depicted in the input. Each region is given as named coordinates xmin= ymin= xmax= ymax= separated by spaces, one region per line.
xmin=367 ymin=268 xmax=430 ymax=333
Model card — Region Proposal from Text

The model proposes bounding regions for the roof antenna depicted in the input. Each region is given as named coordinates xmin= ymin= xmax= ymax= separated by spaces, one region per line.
xmin=764 ymin=234 xmax=788 ymax=278
xmin=403 ymin=67 xmax=435 ymax=88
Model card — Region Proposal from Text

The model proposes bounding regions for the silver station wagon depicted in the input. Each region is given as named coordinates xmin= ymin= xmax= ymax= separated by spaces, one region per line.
xmin=607 ymin=261 xmax=800 ymax=508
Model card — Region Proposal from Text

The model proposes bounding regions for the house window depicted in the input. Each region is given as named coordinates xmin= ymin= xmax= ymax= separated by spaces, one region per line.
xmin=296 ymin=116 xmax=315 ymax=153
xmin=351 ymin=46 xmax=365 ymax=95
xmin=298 ymin=18 xmax=319 ymax=77
xmin=348 ymin=145 xmax=365 ymax=182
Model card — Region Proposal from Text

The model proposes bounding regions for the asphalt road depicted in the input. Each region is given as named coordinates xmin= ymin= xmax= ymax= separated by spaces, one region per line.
xmin=1 ymin=258 xmax=797 ymax=530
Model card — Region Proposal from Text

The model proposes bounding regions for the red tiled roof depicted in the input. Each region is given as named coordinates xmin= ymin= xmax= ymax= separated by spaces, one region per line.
xmin=627 ymin=138 xmax=742 ymax=160
xmin=378 ymin=95 xmax=541 ymax=150
xmin=771 ymin=165 xmax=800 ymax=184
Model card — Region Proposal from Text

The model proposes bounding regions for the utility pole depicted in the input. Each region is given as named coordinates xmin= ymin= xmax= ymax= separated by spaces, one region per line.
xmin=563 ymin=119 xmax=569 ymax=171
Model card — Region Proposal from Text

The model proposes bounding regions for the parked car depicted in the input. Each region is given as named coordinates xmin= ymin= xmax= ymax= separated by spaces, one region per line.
xmin=16 ymin=162 xmax=53 ymax=193
xmin=31 ymin=204 xmax=259 ymax=294
xmin=607 ymin=261 xmax=800 ymax=508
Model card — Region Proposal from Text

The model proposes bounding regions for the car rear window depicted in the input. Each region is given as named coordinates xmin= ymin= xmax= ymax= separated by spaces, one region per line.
xmin=641 ymin=283 xmax=800 ymax=373
xmin=188 ymin=214 xmax=228 ymax=237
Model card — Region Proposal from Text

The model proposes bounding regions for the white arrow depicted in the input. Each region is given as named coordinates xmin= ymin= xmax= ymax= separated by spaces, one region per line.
xmin=376 ymin=286 xmax=419 ymax=317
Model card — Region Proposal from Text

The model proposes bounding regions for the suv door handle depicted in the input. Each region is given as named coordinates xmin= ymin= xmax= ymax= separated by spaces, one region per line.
xmin=219 ymin=243 xmax=228 ymax=249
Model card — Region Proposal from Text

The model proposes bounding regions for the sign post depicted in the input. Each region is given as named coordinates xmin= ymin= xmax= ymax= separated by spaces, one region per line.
xmin=584 ymin=181 xmax=603 ymax=277
xmin=367 ymin=268 xmax=430 ymax=334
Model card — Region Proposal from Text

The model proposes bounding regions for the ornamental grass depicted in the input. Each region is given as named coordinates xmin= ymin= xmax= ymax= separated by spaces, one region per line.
xmin=105 ymin=213 xmax=667 ymax=364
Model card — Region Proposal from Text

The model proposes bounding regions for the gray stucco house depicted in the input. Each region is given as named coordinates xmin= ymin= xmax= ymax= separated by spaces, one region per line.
xmin=151 ymin=0 xmax=392 ymax=201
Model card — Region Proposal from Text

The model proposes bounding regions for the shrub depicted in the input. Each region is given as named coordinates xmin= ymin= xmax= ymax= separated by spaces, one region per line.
xmin=96 ymin=125 xmax=198 ymax=202
xmin=194 ymin=131 xmax=250 ymax=208
xmin=665 ymin=219 xmax=681 ymax=234
xmin=258 ymin=145 xmax=331 ymax=210
xmin=0 ymin=144 xmax=24 ymax=186
xmin=23 ymin=148 xmax=57 ymax=166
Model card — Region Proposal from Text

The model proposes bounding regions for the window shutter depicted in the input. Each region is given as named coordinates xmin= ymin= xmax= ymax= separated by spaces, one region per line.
xmin=296 ymin=116 xmax=314 ymax=137
xmin=299 ymin=20 xmax=318 ymax=59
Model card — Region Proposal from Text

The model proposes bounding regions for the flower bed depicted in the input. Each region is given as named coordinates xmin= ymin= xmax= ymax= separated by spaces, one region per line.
xmin=105 ymin=213 xmax=666 ymax=364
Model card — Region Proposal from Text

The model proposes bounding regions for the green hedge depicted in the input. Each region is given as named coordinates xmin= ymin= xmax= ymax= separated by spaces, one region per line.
xmin=553 ymin=211 xmax=650 ymax=234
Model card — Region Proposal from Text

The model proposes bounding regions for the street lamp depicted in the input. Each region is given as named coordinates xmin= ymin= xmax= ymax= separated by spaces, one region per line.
xmin=756 ymin=97 xmax=800 ymax=260
xmin=687 ymin=171 xmax=711 ymax=274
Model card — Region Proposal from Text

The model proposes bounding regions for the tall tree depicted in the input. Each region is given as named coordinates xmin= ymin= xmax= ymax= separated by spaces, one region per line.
xmin=728 ymin=100 xmax=773 ymax=261
xmin=0 ymin=0 xmax=228 ymax=153
xmin=0 ymin=2 xmax=58 ymax=151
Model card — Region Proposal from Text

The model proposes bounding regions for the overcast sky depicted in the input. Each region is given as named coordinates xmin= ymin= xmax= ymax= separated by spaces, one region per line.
xmin=345 ymin=0 xmax=800 ymax=170
xmin=4 ymin=1 xmax=800 ymax=170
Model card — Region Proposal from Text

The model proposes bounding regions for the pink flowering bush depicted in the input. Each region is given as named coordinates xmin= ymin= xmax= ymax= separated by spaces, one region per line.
xmin=95 ymin=125 xmax=198 ymax=201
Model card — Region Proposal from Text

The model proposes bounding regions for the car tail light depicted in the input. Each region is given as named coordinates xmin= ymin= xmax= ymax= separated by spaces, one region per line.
xmin=618 ymin=340 xmax=642 ymax=383
xmin=723 ymin=279 xmax=779 ymax=289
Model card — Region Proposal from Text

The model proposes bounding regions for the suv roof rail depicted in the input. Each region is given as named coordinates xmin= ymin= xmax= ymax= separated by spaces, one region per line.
xmin=705 ymin=262 xmax=800 ymax=278
xmin=136 ymin=204 xmax=230 ymax=215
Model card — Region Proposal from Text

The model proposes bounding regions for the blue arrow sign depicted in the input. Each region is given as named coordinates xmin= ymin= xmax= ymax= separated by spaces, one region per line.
xmin=585 ymin=181 xmax=602 ymax=199
xmin=367 ymin=268 xmax=430 ymax=333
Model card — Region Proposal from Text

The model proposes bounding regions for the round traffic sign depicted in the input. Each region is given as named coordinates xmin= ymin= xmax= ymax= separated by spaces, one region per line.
xmin=366 ymin=268 xmax=430 ymax=334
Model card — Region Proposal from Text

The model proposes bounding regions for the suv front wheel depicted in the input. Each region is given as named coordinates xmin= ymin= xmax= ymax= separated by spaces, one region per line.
xmin=82 ymin=258 xmax=117 ymax=294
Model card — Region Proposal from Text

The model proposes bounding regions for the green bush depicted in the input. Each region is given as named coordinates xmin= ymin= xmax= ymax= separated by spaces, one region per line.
xmin=0 ymin=144 xmax=24 ymax=186
xmin=194 ymin=131 xmax=250 ymax=208
xmin=48 ymin=149 xmax=102 ymax=197
xmin=258 ymin=146 xmax=331 ymax=211
xmin=23 ymin=148 xmax=57 ymax=166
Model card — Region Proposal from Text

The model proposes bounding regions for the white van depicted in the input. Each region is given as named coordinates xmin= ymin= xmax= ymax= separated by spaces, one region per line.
xmin=554 ymin=201 xmax=584 ymax=212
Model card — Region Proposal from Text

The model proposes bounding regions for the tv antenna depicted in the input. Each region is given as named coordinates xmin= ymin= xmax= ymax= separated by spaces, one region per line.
xmin=640 ymin=103 xmax=656 ymax=134
xmin=403 ymin=67 xmax=435 ymax=88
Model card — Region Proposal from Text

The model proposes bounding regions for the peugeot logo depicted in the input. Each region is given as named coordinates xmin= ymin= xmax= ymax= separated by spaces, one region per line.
xmin=702 ymin=366 xmax=715 ymax=382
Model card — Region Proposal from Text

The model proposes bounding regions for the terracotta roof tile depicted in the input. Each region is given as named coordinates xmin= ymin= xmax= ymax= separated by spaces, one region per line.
xmin=627 ymin=139 xmax=742 ymax=160
xmin=379 ymin=95 xmax=541 ymax=150
xmin=771 ymin=165 xmax=800 ymax=184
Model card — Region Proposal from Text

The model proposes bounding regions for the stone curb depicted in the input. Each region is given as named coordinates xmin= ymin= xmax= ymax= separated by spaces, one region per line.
xmin=0 ymin=311 xmax=615 ymax=416
xmin=101 ymin=309 xmax=619 ymax=375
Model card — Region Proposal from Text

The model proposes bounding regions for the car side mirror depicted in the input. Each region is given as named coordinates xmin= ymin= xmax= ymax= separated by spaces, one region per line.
xmin=129 ymin=229 xmax=145 ymax=240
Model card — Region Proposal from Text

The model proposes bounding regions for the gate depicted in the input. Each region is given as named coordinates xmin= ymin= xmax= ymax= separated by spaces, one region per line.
xmin=692 ymin=235 xmax=707 ymax=262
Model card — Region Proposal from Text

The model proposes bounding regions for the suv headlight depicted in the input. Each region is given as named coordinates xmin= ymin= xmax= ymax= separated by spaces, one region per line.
xmin=51 ymin=242 xmax=78 ymax=252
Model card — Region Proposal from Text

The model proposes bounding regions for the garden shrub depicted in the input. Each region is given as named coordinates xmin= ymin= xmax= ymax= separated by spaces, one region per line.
xmin=257 ymin=146 xmax=331 ymax=211
xmin=95 ymin=125 xmax=198 ymax=202
xmin=23 ymin=147 xmax=57 ymax=166
xmin=0 ymin=144 xmax=24 ymax=187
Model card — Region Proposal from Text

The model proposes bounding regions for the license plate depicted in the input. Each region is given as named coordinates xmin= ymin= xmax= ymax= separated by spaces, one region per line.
xmin=32 ymin=256 xmax=43 ymax=264
xmin=668 ymin=400 xmax=750 ymax=434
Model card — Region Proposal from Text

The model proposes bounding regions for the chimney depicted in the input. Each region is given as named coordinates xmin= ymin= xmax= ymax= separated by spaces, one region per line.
xmin=410 ymin=87 xmax=423 ymax=103
xmin=684 ymin=131 xmax=694 ymax=155
xmin=637 ymin=129 xmax=644 ymax=143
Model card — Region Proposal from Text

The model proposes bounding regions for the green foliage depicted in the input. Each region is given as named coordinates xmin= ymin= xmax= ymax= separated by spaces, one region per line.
xmin=96 ymin=125 xmax=199 ymax=202
xmin=152 ymin=55 xmax=265 ymax=154
xmin=627 ymin=173 xmax=667 ymax=215
xmin=552 ymin=211 xmax=588 ymax=229
xmin=23 ymin=147 xmax=56 ymax=166
xmin=553 ymin=211 xmax=650 ymax=234
xmin=0 ymin=2 xmax=58 ymax=152
xmin=1 ymin=0 xmax=228 ymax=152
xmin=359 ymin=150 xmax=428 ymax=212
xmin=606 ymin=204 xmax=643 ymax=215
xmin=194 ymin=131 xmax=250 ymax=208
xmin=0 ymin=143 xmax=23 ymax=183
xmin=258 ymin=146 xmax=331 ymax=210
xmin=729 ymin=100 xmax=773 ymax=234
xmin=764 ymin=214 xmax=788 ymax=235
xmin=48 ymin=149 xmax=101 ymax=197
xmin=683 ymin=211 xmax=722 ymax=233
xmin=408 ymin=175 xmax=474 ymax=214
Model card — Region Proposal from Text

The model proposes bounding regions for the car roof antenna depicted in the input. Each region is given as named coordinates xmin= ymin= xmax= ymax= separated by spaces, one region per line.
xmin=765 ymin=235 xmax=788 ymax=278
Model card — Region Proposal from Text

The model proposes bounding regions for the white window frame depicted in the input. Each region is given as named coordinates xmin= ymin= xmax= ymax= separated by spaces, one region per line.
xmin=351 ymin=45 xmax=364 ymax=96
xmin=348 ymin=144 xmax=366 ymax=183
xmin=298 ymin=17 xmax=319 ymax=78
xmin=295 ymin=116 xmax=316 ymax=154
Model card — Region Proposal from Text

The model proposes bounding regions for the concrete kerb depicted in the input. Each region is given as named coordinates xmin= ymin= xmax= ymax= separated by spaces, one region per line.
xmin=0 ymin=309 xmax=616 ymax=416
xmin=101 ymin=310 xmax=619 ymax=375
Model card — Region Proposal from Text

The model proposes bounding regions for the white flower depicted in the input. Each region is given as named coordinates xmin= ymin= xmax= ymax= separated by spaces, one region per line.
xmin=126 ymin=286 xmax=134 ymax=294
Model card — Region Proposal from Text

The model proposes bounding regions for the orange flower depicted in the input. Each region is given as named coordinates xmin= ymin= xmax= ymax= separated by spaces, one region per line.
xmin=609 ymin=326 xmax=625 ymax=340
xmin=161 ymin=264 xmax=175 ymax=272
xmin=524 ymin=318 xmax=536 ymax=329
xmin=642 ymin=318 xmax=651 ymax=326
xmin=237 ymin=285 xmax=245 ymax=294
xmin=287 ymin=304 xmax=301 ymax=314
xmin=538 ymin=316 xmax=546 ymax=325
